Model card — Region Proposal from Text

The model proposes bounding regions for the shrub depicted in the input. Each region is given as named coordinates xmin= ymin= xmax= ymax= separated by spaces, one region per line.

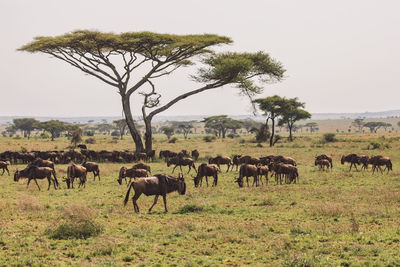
xmin=168 ymin=137 xmax=178 ymax=143
xmin=175 ymin=204 xmax=205 ymax=214
xmin=323 ymin=133 xmax=337 ymax=142
xmin=46 ymin=205 xmax=102 ymax=240
xmin=239 ymin=139 xmax=245 ymax=144
xmin=85 ymin=130 xmax=95 ymax=136
xmin=227 ymin=133 xmax=239 ymax=139
xmin=40 ymin=131 xmax=50 ymax=139
xmin=85 ymin=137 xmax=96 ymax=144
xmin=203 ymin=135 xmax=217 ymax=142
xmin=368 ymin=142 xmax=381 ymax=150
xmin=111 ymin=130 xmax=120 ymax=137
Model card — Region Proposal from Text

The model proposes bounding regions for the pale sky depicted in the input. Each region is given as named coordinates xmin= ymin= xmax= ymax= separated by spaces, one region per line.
xmin=1 ymin=0 xmax=399 ymax=117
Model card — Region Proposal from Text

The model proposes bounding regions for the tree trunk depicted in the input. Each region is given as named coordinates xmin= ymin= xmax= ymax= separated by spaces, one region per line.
xmin=121 ymin=96 xmax=145 ymax=152
xmin=270 ymin=118 xmax=275 ymax=147
xmin=288 ymin=123 xmax=293 ymax=142
xmin=144 ymin=118 xmax=153 ymax=153
xmin=222 ymin=128 xmax=226 ymax=139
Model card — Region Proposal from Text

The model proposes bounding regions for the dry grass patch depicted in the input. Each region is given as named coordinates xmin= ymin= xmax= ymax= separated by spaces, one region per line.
xmin=310 ymin=202 xmax=349 ymax=217
xmin=15 ymin=194 xmax=42 ymax=211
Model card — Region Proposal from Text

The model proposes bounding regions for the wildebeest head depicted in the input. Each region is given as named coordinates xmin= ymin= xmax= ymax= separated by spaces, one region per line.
xmin=340 ymin=156 xmax=345 ymax=164
xmin=235 ymin=177 xmax=244 ymax=188
xmin=166 ymin=158 xmax=172 ymax=167
xmin=314 ymin=159 xmax=318 ymax=166
xmin=118 ymin=167 xmax=127 ymax=185
xmin=192 ymin=174 xmax=201 ymax=188
xmin=62 ymin=177 xmax=71 ymax=189
xmin=177 ymin=174 xmax=186 ymax=195
xmin=14 ymin=170 xmax=20 ymax=182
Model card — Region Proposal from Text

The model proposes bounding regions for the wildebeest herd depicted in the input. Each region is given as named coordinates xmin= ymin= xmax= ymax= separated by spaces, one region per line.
xmin=0 ymin=147 xmax=393 ymax=213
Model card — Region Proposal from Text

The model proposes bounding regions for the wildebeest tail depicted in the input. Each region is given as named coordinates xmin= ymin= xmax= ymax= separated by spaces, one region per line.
xmin=123 ymin=182 xmax=134 ymax=206
xmin=52 ymin=169 xmax=59 ymax=187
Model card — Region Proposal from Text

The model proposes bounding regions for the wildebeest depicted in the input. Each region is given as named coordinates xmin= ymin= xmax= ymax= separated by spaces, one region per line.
xmin=146 ymin=150 xmax=156 ymax=162
xmin=14 ymin=165 xmax=58 ymax=191
xmin=233 ymin=155 xmax=260 ymax=170
xmin=358 ymin=155 xmax=370 ymax=170
xmin=77 ymin=144 xmax=87 ymax=150
xmin=368 ymin=155 xmax=392 ymax=174
xmin=167 ymin=156 xmax=196 ymax=174
xmin=30 ymin=159 xmax=57 ymax=185
xmin=257 ymin=165 xmax=269 ymax=184
xmin=191 ymin=149 xmax=199 ymax=161
xmin=341 ymin=154 xmax=360 ymax=171
xmin=0 ymin=161 xmax=10 ymax=175
xmin=208 ymin=156 xmax=232 ymax=172
xmin=315 ymin=159 xmax=331 ymax=171
xmin=118 ymin=167 xmax=149 ymax=185
xmin=123 ymin=173 xmax=186 ymax=213
xmin=315 ymin=154 xmax=333 ymax=168
xmin=235 ymin=164 xmax=259 ymax=187
xmin=193 ymin=163 xmax=219 ymax=187
xmin=82 ymin=161 xmax=100 ymax=181
xmin=268 ymin=162 xmax=298 ymax=184
xmin=65 ymin=164 xmax=87 ymax=189
xmin=272 ymin=155 xmax=297 ymax=166
xmin=159 ymin=150 xmax=178 ymax=161
xmin=132 ymin=162 xmax=151 ymax=174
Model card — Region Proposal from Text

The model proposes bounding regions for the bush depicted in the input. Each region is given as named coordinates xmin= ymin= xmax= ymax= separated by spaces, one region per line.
xmin=85 ymin=130 xmax=95 ymax=136
xmin=85 ymin=137 xmax=96 ymax=144
xmin=168 ymin=137 xmax=178 ymax=143
xmin=40 ymin=131 xmax=50 ymax=139
xmin=46 ymin=205 xmax=102 ymax=240
xmin=111 ymin=130 xmax=120 ymax=137
xmin=368 ymin=142 xmax=381 ymax=150
xmin=203 ymin=135 xmax=217 ymax=142
xmin=227 ymin=133 xmax=239 ymax=139
xmin=323 ymin=133 xmax=337 ymax=142
xmin=175 ymin=204 xmax=205 ymax=214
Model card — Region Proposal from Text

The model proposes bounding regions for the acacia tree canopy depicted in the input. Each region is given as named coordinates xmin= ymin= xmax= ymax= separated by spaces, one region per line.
xmin=19 ymin=30 xmax=285 ymax=152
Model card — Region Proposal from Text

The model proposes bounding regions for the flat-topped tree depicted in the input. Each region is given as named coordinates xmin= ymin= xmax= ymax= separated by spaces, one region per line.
xmin=19 ymin=30 xmax=285 ymax=152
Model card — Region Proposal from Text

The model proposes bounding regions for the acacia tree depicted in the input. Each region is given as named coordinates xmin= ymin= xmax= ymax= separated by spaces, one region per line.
xmin=253 ymin=95 xmax=286 ymax=147
xmin=278 ymin=97 xmax=311 ymax=141
xmin=19 ymin=30 xmax=284 ymax=152
xmin=363 ymin=121 xmax=387 ymax=133
xmin=305 ymin=122 xmax=319 ymax=133
xmin=39 ymin=120 xmax=66 ymax=141
xmin=351 ymin=118 xmax=365 ymax=132
xmin=171 ymin=121 xmax=194 ymax=139
xmin=13 ymin=118 xmax=39 ymax=139
xmin=203 ymin=115 xmax=243 ymax=138
xmin=113 ymin=119 xmax=128 ymax=140
xmin=161 ymin=126 xmax=175 ymax=139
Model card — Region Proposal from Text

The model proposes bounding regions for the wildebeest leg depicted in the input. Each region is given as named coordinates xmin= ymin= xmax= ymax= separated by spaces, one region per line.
xmin=246 ymin=177 xmax=249 ymax=187
xmin=33 ymin=179 xmax=41 ymax=191
xmin=162 ymin=194 xmax=168 ymax=212
xmin=180 ymin=165 xmax=183 ymax=173
xmin=148 ymin=195 xmax=159 ymax=213
xmin=132 ymin=192 xmax=142 ymax=213
xmin=172 ymin=165 xmax=177 ymax=173
xmin=205 ymin=176 xmax=209 ymax=187
xmin=27 ymin=178 xmax=32 ymax=188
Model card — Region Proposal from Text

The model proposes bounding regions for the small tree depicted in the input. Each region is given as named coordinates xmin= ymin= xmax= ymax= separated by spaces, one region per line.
xmin=113 ymin=119 xmax=128 ymax=140
xmin=351 ymin=118 xmax=365 ymax=132
xmin=171 ymin=121 xmax=195 ymax=139
xmin=161 ymin=126 xmax=175 ymax=139
xmin=253 ymin=95 xmax=286 ymax=147
xmin=202 ymin=115 xmax=242 ymax=139
xmin=278 ymin=97 xmax=311 ymax=141
xmin=305 ymin=122 xmax=319 ymax=133
xmin=71 ymin=128 xmax=83 ymax=148
xmin=363 ymin=122 xmax=387 ymax=133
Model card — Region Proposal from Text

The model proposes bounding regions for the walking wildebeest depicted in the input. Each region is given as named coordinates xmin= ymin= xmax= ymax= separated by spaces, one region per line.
xmin=193 ymin=163 xmax=219 ymax=187
xmin=368 ymin=155 xmax=392 ymax=174
xmin=123 ymin=173 xmax=186 ymax=213
xmin=235 ymin=164 xmax=259 ymax=187
xmin=257 ymin=164 xmax=269 ymax=185
xmin=341 ymin=154 xmax=360 ymax=171
xmin=14 ymin=165 xmax=58 ymax=191
xmin=82 ymin=161 xmax=100 ymax=181
xmin=167 ymin=156 xmax=196 ymax=174
xmin=208 ymin=156 xmax=232 ymax=172
xmin=65 ymin=164 xmax=87 ymax=189
xmin=0 ymin=161 xmax=10 ymax=175
xmin=118 ymin=167 xmax=149 ymax=185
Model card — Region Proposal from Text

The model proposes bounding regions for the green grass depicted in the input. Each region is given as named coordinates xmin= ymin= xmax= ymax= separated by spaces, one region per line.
xmin=0 ymin=133 xmax=400 ymax=265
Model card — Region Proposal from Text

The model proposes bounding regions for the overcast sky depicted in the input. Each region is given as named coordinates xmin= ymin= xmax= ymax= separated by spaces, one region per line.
xmin=1 ymin=0 xmax=399 ymax=117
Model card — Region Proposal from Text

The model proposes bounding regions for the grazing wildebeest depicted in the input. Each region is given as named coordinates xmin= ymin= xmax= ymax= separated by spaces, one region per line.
xmin=235 ymin=164 xmax=259 ymax=187
xmin=82 ymin=161 xmax=100 ymax=181
xmin=118 ymin=167 xmax=148 ymax=185
xmin=191 ymin=149 xmax=199 ymax=161
xmin=208 ymin=156 xmax=232 ymax=172
xmin=167 ymin=156 xmax=196 ymax=174
xmin=30 ymin=158 xmax=58 ymax=185
xmin=65 ymin=164 xmax=87 ymax=189
xmin=134 ymin=152 xmax=147 ymax=162
xmin=132 ymin=162 xmax=151 ymax=174
xmin=315 ymin=159 xmax=331 ymax=171
xmin=368 ymin=155 xmax=392 ymax=174
xmin=193 ymin=163 xmax=219 ymax=187
xmin=257 ymin=164 xmax=269 ymax=185
xmin=159 ymin=150 xmax=178 ymax=161
xmin=268 ymin=162 xmax=298 ymax=184
xmin=123 ymin=173 xmax=186 ymax=213
xmin=0 ymin=161 xmax=10 ymax=175
xmin=315 ymin=154 xmax=333 ymax=168
xmin=14 ymin=165 xmax=58 ymax=191
xmin=341 ymin=154 xmax=360 ymax=171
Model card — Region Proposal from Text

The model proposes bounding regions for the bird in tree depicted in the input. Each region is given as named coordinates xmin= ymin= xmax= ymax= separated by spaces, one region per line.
xmin=19 ymin=30 xmax=285 ymax=152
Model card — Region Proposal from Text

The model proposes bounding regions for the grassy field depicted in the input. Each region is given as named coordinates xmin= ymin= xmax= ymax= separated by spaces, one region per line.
xmin=0 ymin=133 xmax=400 ymax=266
